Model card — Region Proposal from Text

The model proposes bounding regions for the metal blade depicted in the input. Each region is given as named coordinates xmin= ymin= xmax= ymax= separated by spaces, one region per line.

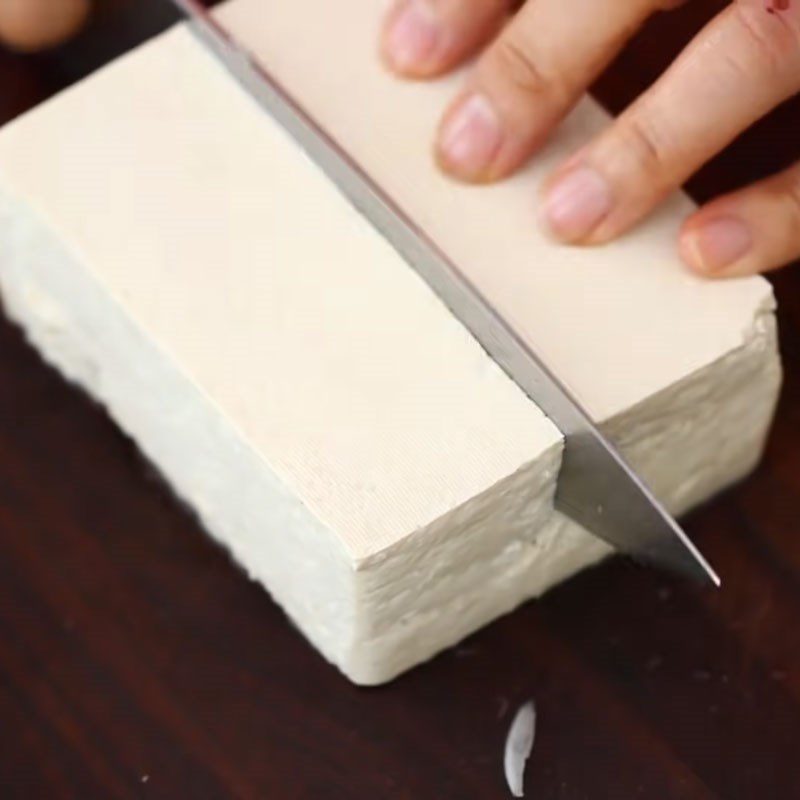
xmin=169 ymin=0 xmax=719 ymax=586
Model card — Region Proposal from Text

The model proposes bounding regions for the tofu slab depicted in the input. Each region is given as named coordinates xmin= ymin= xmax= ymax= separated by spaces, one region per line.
xmin=0 ymin=0 xmax=781 ymax=683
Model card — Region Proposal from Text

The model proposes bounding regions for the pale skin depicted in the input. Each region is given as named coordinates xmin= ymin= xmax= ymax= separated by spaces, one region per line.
xmin=3 ymin=1 xmax=797 ymax=276
xmin=381 ymin=0 xmax=800 ymax=277
xmin=0 ymin=0 xmax=90 ymax=52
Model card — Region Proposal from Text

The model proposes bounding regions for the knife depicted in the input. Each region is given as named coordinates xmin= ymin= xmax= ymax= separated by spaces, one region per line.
xmin=168 ymin=0 xmax=719 ymax=586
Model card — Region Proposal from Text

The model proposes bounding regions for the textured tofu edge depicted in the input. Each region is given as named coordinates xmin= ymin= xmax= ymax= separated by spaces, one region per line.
xmin=0 ymin=183 xmax=781 ymax=684
xmin=346 ymin=296 xmax=781 ymax=683
xmin=0 ymin=184 xmax=361 ymax=670
xmin=0 ymin=180 xmax=564 ymax=683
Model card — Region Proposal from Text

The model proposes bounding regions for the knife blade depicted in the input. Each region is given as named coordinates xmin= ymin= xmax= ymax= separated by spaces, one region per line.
xmin=168 ymin=0 xmax=719 ymax=586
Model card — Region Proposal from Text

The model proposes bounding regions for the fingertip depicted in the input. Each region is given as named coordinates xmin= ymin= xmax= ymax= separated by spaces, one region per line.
xmin=435 ymin=93 xmax=504 ymax=182
xmin=380 ymin=0 xmax=440 ymax=77
xmin=678 ymin=215 xmax=754 ymax=278
xmin=382 ymin=0 xmax=510 ymax=78
xmin=678 ymin=223 xmax=709 ymax=276
xmin=540 ymin=165 xmax=613 ymax=243
xmin=0 ymin=0 xmax=90 ymax=52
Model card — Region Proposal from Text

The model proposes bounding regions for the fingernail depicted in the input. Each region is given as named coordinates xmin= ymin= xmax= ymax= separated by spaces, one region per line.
xmin=384 ymin=0 xmax=440 ymax=72
xmin=543 ymin=166 xmax=612 ymax=242
xmin=681 ymin=217 xmax=753 ymax=274
xmin=438 ymin=94 xmax=502 ymax=179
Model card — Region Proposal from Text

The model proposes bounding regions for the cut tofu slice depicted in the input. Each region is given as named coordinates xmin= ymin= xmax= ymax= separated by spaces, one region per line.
xmin=0 ymin=0 xmax=780 ymax=684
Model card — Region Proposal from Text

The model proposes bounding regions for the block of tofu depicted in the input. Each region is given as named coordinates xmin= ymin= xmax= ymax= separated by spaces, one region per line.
xmin=0 ymin=0 xmax=781 ymax=683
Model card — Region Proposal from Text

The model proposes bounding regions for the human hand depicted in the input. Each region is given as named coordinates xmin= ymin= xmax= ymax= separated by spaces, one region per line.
xmin=0 ymin=0 xmax=90 ymax=53
xmin=381 ymin=0 xmax=800 ymax=278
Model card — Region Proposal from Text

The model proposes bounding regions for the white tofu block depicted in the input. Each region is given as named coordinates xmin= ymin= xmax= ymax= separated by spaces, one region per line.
xmin=0 ymin=0 xmax=781 ymax=684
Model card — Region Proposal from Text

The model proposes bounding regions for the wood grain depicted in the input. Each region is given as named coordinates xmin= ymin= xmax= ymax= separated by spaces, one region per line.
xmin=0 ymin=1 xmax=798 ymax=797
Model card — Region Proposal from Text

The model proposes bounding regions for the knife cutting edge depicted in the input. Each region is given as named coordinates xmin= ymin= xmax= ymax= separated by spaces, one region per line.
xmin=168 ymin=0 xmax=720 ymax=586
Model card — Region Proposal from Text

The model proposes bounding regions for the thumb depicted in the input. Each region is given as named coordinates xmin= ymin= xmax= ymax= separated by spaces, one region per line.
xmin=0 ymin=0 xmax=90 ymax=53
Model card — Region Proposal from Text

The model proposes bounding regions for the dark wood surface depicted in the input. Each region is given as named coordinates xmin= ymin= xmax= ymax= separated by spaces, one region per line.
xmin=1 ymin=2 xmax=798 ymax=797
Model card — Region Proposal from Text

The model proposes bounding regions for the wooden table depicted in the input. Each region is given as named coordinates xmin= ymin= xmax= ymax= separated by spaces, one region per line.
xmin=1 ymin=2 xmax=798 ymax=797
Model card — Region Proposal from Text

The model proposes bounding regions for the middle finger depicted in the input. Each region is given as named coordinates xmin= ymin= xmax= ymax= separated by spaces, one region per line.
xmin=436 ymin=0 xmax=674 ymax=182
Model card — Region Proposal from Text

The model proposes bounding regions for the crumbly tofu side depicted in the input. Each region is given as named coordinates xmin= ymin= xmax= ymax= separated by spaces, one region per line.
xmin=0 ymin=9 xmax=781 ymax=684
xmin=0 ymin=25 xmax=561 ymax=683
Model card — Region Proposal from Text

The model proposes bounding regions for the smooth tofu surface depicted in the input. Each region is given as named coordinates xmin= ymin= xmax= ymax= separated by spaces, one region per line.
xmin=0 ymin=0 xmax=776 ymax=564
xmin=0 ymin=25 xmax=558 ymax=560
xmin=0 ymin=0 xmax=781 ymax=684
xmin=218 ymin=0 xmax=775 ymax=419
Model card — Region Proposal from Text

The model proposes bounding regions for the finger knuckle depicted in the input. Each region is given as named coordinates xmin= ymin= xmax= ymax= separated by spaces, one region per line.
xmin=616 ymin=114 xmax=671 ymax=185
xmin=489 ymin=35 xmax=551 ymax=98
